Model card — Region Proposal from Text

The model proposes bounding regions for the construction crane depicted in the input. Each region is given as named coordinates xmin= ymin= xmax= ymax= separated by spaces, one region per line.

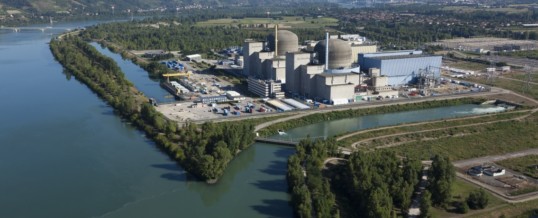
xmin=162 ymin=71 xmax=192 ymax=82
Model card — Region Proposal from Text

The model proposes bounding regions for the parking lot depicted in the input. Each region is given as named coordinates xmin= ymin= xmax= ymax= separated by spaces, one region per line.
xmin=156 ymin=97 xmax=279 ymax=123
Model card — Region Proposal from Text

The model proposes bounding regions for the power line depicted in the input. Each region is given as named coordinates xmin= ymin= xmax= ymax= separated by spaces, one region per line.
xmin=523 ymin=65 xmax=533 ymax=93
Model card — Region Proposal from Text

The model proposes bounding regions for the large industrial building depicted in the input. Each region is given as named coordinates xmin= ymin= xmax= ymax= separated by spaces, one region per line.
xmin=359 ymin=51 xmax=442 ymax=86
xmin=244 ymin=27 xmax=300 ymax=98
xmin=242 ymin=29 xmax=441 ymax=105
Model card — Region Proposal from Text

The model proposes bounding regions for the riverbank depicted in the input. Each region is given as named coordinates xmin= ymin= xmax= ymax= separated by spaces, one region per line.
xmin=50 ymin=35 xmax=255 ymax=183
xmin=256 ymin=98 xmax=484 ymax=137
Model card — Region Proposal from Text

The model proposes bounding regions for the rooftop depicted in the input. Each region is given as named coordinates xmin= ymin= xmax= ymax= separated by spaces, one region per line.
xmin=368 ymin=54 xmax=441 ymax=60
xmin=317 ymin=72 xmax=359 ymax=77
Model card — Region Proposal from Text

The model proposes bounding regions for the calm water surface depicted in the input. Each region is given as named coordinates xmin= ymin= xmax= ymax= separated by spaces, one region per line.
xmin=0 ymin=21 xmax=504 ymax=218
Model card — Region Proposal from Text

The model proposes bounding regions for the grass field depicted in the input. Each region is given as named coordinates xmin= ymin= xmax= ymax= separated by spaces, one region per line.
xmin=466 ymin=76 xmax=538 ymax=100
xmin=432 ymin=179 xmax=506 ymax=217
xmin=497 ymin=155 xmax=538 ymax=179
xmin=472 ymin=198 xmax=538 ymax=218
xmin=339 ymin=111 xmax=528 ymax=148
xmin=196 ymin=16 xmax=338 ymax=28
xmin=386 ymin=112 xmax=538 ymax=161
xmin=445 ymin=60 xmax=490 ymax=71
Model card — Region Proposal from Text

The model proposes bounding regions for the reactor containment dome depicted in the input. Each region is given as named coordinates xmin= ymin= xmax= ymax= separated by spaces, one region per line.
xmin=267 ymin=30 xmax=299 ymax=57
xmin=314 ymin=39 xmax=352 ymax=69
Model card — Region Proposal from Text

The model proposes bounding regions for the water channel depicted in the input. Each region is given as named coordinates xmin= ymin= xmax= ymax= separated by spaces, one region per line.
xmin=0 ymin=21 xmax=505 ymax=218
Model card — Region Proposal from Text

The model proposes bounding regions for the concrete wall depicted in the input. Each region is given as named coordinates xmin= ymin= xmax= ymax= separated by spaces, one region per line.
xmin=300 ymin=65 xmax=324 ymax=97
xmin=285 ymin=52 xmax=311 ymax=94
xmin=351 ymin=44 xmax=377 ymax=63
xmin=243 ymin=41 xmax=263 ymax=76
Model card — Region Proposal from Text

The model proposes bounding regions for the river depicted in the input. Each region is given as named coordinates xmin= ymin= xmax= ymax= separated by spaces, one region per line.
xmin=0 ymin=20 xmax=504 ymax=218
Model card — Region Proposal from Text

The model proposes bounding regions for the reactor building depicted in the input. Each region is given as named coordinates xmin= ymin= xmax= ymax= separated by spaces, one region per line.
xmin=243 ymin=29 xmax=442 ymax=105
xmin=244 ymin=26 xmax=300 ymax=98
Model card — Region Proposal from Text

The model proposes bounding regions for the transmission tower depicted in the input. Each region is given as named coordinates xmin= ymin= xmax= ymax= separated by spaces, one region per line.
xmin=486 ymin=55 xmax=497 ymax=85
xmin=523 ymin=65 xmax=533 ymax=93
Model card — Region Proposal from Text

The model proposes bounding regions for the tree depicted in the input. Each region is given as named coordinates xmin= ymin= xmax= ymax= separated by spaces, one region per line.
xmin=466 ymin=188 xmax=489 ymax=209
xmin=455 ymin=201 xmax=469 ymax=214
xmin=420 ymin=191 xmax=432 ymax=218
xmin=429 ymin=154 xmax=455 ymax=207
xmin=366 ymin=187 xmax=393 ymax=218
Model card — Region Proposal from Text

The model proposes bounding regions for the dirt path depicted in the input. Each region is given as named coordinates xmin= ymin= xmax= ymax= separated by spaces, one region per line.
xmin=348 ymin=112 xmax=530 ymax=149
xmin=452 ymin=148 xmax=538 ymax=168
xmin=336 ymin=110 xmax=529 ymax=142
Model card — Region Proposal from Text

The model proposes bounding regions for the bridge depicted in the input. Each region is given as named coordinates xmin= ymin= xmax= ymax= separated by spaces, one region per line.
xmin=254 ymin=136 xmax=326 ymax=147
xmin=0 ymin=26 xmax=73 ymax=32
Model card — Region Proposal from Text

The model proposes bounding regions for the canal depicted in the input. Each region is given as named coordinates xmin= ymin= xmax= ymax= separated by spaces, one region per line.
xmin=0 ymin=20 xmax=504 ymax=218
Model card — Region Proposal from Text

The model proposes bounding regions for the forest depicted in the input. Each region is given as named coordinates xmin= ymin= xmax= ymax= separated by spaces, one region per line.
xmin=287 ymin=137 xmax=455 ymax=218
xmin=50 ymin=35 xmax=255 ymax=182
xmin=80 ymin=19 xmax=327 ymax=54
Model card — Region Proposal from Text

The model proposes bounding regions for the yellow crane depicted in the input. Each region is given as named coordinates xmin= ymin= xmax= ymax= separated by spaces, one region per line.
xmin=162 ymin=71 xmax=192 ymax=82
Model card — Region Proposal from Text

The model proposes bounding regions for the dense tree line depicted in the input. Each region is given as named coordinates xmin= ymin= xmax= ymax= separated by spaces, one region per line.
xmin=80 ymin=19 xmax=327 ymax=54
xmin=428 ymin=154 xmax=456 ymax=207
xmin=287 ymin=138 xmax=340 ymax=218
xmin=287 ymin=137 xmax=440 ymax=217
xmin=337 ymin=151 xmax=422 ymax=217
xmin=50 ymin=35 xmax=255 ymax=182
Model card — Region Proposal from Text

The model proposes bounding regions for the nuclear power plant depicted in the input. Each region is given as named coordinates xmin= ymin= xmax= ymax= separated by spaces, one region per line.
xmin=243 ymin=26 xmax=442 ymax=105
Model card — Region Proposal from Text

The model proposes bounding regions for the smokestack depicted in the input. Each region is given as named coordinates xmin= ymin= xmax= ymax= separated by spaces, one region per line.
xmin=325 ymin=32 xmax=329 ymax=71
xmin=274 ymin=25 xmax=278 ymax=58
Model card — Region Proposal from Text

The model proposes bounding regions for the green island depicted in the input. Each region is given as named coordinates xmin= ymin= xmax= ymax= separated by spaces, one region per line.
xmin=50 ymin=36 xmax=256 ymax=183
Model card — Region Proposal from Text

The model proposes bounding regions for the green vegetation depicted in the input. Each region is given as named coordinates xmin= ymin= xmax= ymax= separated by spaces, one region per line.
xmin=467 ymin=188 xmax=489 ymax=210
xmin=497 ymin=155 xmax=538 ymax=179
xmin=339 ymin=111 xmax=527 ymax=148
xmin=81 ymin=19 xmax=328 ymax=54
xmin=386 ymin=112 xmax=538 ymax=161
xmin=429 ymin=155 xmax=456 ymax=207
xmin=472 ymin=198 xmax=538 ymax=218
xmin=258 ymin=98 xmax=484 ymax=136
xmin=287 ymin=139 xmax=340 ymax=218
xmin=287 ymin=137 xmax=432 ymax=217
xmin=446 ymin=59 xmax=490 ymax=71
xmin=196 ymin=16 xmax=338 ymax=29
xmin=467 ymin=76 xmax=538 ymax=100
xmin=50 ymin=35 xmax=255 ymax=182
xmin=432 ymin=179 xmax=505 ymax=217
xmin=420 ymin=191 xmax=433 ymax=218
xmin=499 ymin=50 xmax=538 ymax=60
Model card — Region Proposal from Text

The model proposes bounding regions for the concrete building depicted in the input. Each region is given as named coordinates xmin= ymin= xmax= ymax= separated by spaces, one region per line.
xmin=242 ymin=40 xmax=264 ymax=76
xmin=315 ymin=73 xmax=360 ymax=105
xmin=248 ymin=77 xmax=285 ymax=98
xmin=198 ymin=95 xmax=228 ymax=104
xmin=285 ymin=52 xmax=312 ymax=94
xmin=186 ymin=54 xmax=202 ymax=62
xmin=225 ymin=91 xmax=245 ymax=101
xmin=360 ymin=51 xmax=441 ymax=86
xmin=351 ymin=44 xmax=377 ymax=63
